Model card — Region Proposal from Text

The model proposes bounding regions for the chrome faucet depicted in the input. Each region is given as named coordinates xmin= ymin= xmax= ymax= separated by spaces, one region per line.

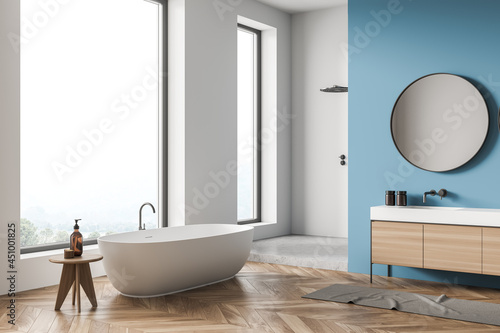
xmin=423 ymin=189 xmax=447 ymax=203
xmin=423 ymin=190 xmax=436 ymax=203
xmin=139 ymin=202 xmax=156 ymax=230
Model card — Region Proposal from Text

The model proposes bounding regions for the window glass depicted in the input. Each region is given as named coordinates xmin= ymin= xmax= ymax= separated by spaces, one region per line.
xmin=20 ymin=0 xmax=161 ymax=249
xmin=237 ymin=25 xmax=260 ymax=222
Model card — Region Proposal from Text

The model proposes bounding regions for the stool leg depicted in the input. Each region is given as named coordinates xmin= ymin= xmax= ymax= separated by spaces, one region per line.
xmin=75 ymin=265 xmax=81 ymax=313
xmin=80 ymin=263 xmax=98 ymax=308
xmin=55 ymin=264 xmax=76 ymax=310
xmin=72 ymin=279 xmax=76 ymax=305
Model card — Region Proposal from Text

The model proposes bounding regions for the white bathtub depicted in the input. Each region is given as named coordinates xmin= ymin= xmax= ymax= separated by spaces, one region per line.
xmin=97 ymin=224 xmax=254 ymax=297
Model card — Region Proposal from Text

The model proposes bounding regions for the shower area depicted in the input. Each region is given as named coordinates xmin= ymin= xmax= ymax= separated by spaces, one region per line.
xmin=249 ymin=4 xmax=348 ymax=271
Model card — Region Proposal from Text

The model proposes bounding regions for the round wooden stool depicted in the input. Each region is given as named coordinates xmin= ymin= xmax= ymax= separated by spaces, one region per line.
xmin=49 ymin=254 xmax=103 ymax=313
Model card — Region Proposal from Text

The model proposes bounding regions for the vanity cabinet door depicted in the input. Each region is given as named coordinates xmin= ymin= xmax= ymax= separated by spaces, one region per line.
xmin=483 ymin=227 xmax=500 ymax=276
xmin=424 ymin=225 xmax=481 ymax=274
xmin=372 ymin=221 xmax=423 ymax=268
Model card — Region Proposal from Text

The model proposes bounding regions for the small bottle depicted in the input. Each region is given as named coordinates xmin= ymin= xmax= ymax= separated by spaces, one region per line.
xmin=396 ymin=191 xmax=407 ymax=206
xmin=70 ymin=219 xmax=83 ymax=256
xmin=385 ymin=191 xmax=395 ymax=206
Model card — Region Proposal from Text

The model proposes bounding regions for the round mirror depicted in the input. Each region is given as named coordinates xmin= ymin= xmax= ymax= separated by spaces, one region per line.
xmin=391 ymin=73 xmax=489 ymax=172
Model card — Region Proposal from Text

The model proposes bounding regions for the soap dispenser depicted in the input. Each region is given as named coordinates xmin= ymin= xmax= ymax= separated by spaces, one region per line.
xmin=70 ymin=219 xmax=83 ymax=256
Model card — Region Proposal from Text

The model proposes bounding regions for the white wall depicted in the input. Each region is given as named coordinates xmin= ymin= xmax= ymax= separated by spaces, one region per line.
xmin=0 ymin=0 xmax=21 ymax=296
xmin=168 ymin=0 xmax=186 ymax=227
xmin=178 ymin=0 xmax=293 ymax=239
xmin=291 ymin=6 xmax=348 ymax=237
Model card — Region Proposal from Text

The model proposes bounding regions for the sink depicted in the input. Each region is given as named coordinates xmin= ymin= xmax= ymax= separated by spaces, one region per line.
xmin=371 ymin=205 xmax=500 ymax=227
xmin=404 ymin=206 xmax=463 ymax=211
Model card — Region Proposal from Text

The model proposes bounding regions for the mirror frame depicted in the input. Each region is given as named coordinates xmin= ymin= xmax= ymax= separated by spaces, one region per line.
xmin=391 ymin=73 xmax=489 ymax=172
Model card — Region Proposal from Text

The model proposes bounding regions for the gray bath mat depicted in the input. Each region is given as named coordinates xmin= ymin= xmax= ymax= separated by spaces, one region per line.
xmin=303 ymin=284 xmax=500 ymax=326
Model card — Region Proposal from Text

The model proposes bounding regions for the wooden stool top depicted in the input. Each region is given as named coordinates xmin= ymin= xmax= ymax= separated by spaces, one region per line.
xmin=49 ymin=253 xmax=103 ymax=265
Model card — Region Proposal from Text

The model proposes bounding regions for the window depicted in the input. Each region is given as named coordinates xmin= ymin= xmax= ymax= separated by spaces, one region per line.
xmin=20 ymin=0 xmax=166 ymax=253
xmin=237 ymin=24 xmax=261 ymax=224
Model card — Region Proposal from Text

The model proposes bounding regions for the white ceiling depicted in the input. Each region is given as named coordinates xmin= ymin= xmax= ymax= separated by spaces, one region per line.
xmin=257 ymin=0 xmax=346 ymax=14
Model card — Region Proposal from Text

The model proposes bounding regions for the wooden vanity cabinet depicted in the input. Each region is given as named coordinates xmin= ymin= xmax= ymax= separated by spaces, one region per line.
xmin=423 ymin=224 xmax=481 ymax=274
xmin=483 ymin=227 xmax=500 ymax=275
xmin=371 ymin=221 xmax=500 ymax=280
xmin=371 ymin=221 xmax=423 ymax=268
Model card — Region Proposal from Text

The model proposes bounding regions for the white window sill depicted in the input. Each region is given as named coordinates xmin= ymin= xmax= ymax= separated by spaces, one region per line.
xmin=246 ymin=221 xmax=276 ymax=228
xmin=20 ymin=244 xmax=101 ymax=261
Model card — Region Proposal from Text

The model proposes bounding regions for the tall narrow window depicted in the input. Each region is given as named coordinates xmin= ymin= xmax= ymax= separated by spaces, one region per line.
xmin=237 ymin=24 xmax=261 ymax=223
xmin=20 ymin=0 xmax=165 ymax=252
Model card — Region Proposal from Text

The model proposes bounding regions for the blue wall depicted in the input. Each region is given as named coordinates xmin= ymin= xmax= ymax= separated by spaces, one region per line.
xmin=348 ymin=0 xmax=500 ymax=288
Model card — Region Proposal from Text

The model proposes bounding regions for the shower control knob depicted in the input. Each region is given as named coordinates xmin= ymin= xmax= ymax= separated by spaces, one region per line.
xmin=339 ymin=154 xmax=346 ymax=166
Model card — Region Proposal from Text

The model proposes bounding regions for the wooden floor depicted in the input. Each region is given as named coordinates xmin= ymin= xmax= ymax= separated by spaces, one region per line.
xmin=2 ymin=261 xmax=500 ymax=332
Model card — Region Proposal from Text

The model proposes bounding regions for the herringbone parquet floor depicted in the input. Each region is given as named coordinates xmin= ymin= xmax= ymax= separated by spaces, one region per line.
xmin=2 ymin=261 xmax=500 ymax=332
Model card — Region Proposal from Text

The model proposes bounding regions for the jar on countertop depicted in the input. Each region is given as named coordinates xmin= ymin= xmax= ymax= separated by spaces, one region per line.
xmin=385 ymin=190 xmax=395 ymax=206
xmin=396 ymin=191 xmax=407 ymax=206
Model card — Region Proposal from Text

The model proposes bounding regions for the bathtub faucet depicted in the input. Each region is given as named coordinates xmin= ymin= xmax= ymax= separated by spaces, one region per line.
xmin=139 ymin=202 xmax=156 ymax=230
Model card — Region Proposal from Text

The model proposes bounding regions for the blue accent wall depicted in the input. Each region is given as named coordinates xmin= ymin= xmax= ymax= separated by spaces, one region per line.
xmin=348 ymin=0 xmax=500 ymax=288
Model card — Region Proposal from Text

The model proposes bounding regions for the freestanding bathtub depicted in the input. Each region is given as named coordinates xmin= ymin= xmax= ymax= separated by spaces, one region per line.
xmin=98 ymin=224 xmax=254 ymax=297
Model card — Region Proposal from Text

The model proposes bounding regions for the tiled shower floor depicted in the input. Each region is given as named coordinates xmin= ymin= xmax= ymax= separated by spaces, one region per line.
xmin=248 ymin=235 xmax=348 ymax=271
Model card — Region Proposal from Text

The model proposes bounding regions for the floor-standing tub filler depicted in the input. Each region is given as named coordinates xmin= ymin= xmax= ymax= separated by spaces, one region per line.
xmin=98 ymin=224 xmax=254 ymax=297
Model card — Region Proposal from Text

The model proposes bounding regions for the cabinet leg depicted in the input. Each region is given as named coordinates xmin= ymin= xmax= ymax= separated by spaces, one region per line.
xmin=370 ymin=263 xmax=373 ymax=283
xmin=387 ymin=265 xmax=391 ymax=278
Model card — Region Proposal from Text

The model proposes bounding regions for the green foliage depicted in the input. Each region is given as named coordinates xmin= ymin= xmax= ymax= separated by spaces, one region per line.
xmin=54 ymin=230 xmax=70 ymax=243
xmin=39 ymin=228 xmax=54 ymax=244
xmin=20 ymin=218 xmax=40 ymax=247
xmin=88 ymin=231 xmax=101 ymax=239
xmin=20 ymin=218 xmax=123 ymax=248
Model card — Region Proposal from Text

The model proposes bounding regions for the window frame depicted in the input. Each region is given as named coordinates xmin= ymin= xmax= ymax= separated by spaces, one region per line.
xmin=20 ymin=0 xmax=168 ymax=254
xmin=237 ymin=23 xmax=262 ymax=225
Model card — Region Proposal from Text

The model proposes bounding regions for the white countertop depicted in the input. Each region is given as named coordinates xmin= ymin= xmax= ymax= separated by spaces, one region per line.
xmin=371 ymin=205 xmax=500 ymax=227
